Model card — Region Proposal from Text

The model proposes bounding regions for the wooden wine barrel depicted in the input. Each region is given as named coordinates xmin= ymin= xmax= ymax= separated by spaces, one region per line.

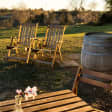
xmin=81 ymin=32 xmax=112 ymax=72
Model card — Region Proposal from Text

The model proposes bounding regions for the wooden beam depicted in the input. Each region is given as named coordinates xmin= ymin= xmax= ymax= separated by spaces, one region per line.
xmin=80 ymin=77 xmax=112 ymax=90
xmin=83 ymin=68 xmax=112 ymax=81
xmin=35 ymin=60 xmax=52 ymax=65
xmin=67 ymin=105 xmax=93 ymax=112
xmin=7 ymin=56 xmax=26 ymax=61
xmin=42 ymin=101 xmax=88 ymax=112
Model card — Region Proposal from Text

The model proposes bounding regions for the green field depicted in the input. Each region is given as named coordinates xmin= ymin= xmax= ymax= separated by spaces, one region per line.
xmin=0 ymin=24 xmax=112 ymax=111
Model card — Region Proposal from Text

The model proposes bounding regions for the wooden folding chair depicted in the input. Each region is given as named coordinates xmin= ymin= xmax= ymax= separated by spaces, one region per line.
xmin=32 ymin=25 xmax=66 ymax=68
xmin=6 ymin=23 xmax=38 ymax=63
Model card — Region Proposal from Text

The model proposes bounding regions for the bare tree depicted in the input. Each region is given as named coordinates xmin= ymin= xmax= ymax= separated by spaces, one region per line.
xmin=88 ymin=2 xmax=98 ymax=11
xmin=79 ymin=0 xmax=85 ymax=11
xmin=70 ymin=0 xmax=78 ymax=10
xmin=70 ymin=0 xmax=85 ymax=11
xmin=12 ymin=2 xmax=28 ymax=10
xmin=105 ymin=0 xmax=112 ymax=11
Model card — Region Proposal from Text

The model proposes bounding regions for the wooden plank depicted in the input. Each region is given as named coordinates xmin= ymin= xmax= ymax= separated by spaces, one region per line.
xmin=44 ymin=28 xmax=49 ymax=45
xmin=32 ymin=48 xmax=55 ymax=52
xmin=0 ymin=99 xmax=15 ymax=107
xmin=47 ymin=29 xmax=51 ymax=48
xmin=67 ymin=105 xmax=94 ymax=112
xmin=7 ymin=56 xmax=26 ymax=61
xmin=22 ymin=93 xmax=76 ymax=107
xmin=35 ymin=60 xmax=52 ymax=65
xmin=22 ymin=25 xmax=26 ymax=44
xmin=33 ymin=89 xmax=72 ymax=98
xmin=0 ymin=92 xmax=76 ymax=111
xmin=41 ymin=101 xmax=88 ymax=112
xmin=40 ymin=49 xmax=55 ymax=52
xmin=80 ymin=77 xmax=112 ymax=90
xmin=50 ymin=28 xmax=56 ymax=48
xmin=35 ymin=24 xmax=38 ymax=39
xmin=83 ymin=68 xmax=112 ymax=81
xmin=92 ymin=108 xmax=104 ymax=112
xmin=23 ymin=96 xmax=82 ymax=112
xmin=18 ymin=25 xmax=22 ymax=41
xmin=53 ymin=31 xmax=58 ymax=49
xmin=0 ymin=90 xmax=71 ymax=107
xmin=92 ymin=110 xmax=104 ymax=112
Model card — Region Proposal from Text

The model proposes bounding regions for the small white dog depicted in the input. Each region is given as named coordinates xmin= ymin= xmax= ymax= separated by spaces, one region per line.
xmin=24 ymin=86 xmax=38 ymax=100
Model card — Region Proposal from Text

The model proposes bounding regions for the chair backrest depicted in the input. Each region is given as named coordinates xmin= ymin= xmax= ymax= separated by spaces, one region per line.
xmin=72 ymin=66 xmax=112 ymax=94
xmin=44 ymin=25 xmax=66 ymax=49
xmin=18 ymin=23 xmax=38 ymax=46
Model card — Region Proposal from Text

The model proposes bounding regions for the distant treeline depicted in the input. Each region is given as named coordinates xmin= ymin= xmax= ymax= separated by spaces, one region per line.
xmin=0 ymin=9 xmax=111 ymax=27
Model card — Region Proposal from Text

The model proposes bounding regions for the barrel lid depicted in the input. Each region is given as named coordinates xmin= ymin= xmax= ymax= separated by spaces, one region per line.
xmin=85 ymin=32 xmax=112 ymax=39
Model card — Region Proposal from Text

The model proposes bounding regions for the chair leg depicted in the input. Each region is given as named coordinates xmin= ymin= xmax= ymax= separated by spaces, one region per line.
xmin=15 ymin=48 xmax=19 ymax=55
xmin=50 ymin=50 xmax=52 ymax=57
xmin=40 ymin=49 xmax=44 ymax=57
xmin=72 ymin=66 xmax=82 ymax=95
xmin=59 ymin=49 xmax=63 ymax=62
xmin=26 ymin=47 xmax=31 ymax=64
xmin=33 ymin=53 xmax=38 ymax=60
xmin=8 ymin=49 xmax=11 ymax=57
xmin=52 ymin=48 xmax=57 ymax=68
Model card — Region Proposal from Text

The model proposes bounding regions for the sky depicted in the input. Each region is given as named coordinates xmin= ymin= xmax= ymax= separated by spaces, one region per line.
xmin=0 ymin=0 xmax=106 ymax=11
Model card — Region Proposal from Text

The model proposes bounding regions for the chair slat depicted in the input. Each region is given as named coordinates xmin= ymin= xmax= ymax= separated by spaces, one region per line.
xmin=82 ymin=68 xmax=112 ymax=81
xmin=68 ymin=105 xmax=94 ymax=112
xmin=80 ymin=77 xmax=112 ymax=90
xmin=23 ymin=97 xmax=81 ymax=112
xmin=45 ymin=26 xmax=65 ymax=49
xmin=42 ymin=101 xmax=87 ymax=112
xmin=19 ymin=24 xmax=37 ymax=46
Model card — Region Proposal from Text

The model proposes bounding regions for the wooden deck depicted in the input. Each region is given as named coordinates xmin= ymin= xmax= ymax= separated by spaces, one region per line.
xmin=0 ymin=90 xmax=103 ymax=112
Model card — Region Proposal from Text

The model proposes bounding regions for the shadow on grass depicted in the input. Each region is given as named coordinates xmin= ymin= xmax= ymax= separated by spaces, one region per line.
xmin=78 ymin=83 xmax=112 ymax=112
xmin=0 ymin=61 xmax=76 ymax=100
xmin=0 ymin=62 xmax=111 ymax=112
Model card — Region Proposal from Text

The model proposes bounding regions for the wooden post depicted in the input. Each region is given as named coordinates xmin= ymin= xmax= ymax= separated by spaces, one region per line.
xmin=52 ymin=46 xmax=58 ymax=68
xmin=26 ymin=39 xmax=33 ymax=63
xmin=72 ymin=66 xmax=82 ymax=94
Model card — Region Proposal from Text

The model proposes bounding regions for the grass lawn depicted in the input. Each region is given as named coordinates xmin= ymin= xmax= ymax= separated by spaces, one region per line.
xmin=0 ymin=24 xmax=112 ymax=111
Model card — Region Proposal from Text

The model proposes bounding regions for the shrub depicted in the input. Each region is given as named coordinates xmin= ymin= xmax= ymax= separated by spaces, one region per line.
xmin=12 ymin=10 xmax=30 ymax=25
xmin=31 ymin=13 xmax=46 ymax=25
xmin=98 ymin=12 xmax=112 ymax=25
xmin=66 ymin=13 xmax=74 ymax=24
xmin=0 ymin=18 xmax=13 ymax=27
xmin=46 ymin=13 xmax=56 ymax=25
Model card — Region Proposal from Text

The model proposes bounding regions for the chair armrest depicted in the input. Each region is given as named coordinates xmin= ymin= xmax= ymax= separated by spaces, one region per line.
xmin=56 ymin=40 xmax=63 ymax=44
xmin=55 ymin=40 xmax=63 ymax=49
xmin=34 ymin=38 xmax=40 ymax=40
